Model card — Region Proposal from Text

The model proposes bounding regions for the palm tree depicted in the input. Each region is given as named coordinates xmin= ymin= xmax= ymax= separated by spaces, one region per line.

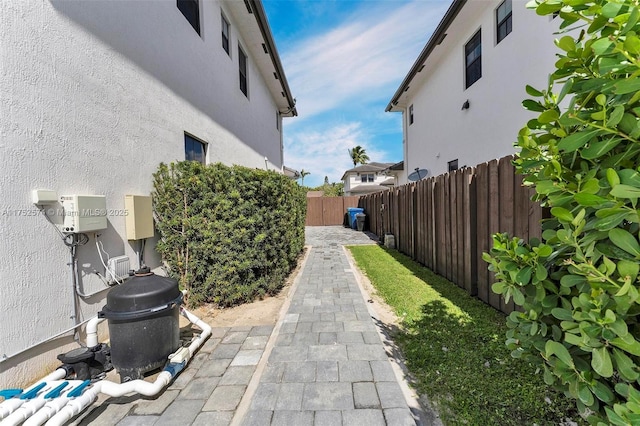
xmin=348 ymin=146 xmax=370 ymax=166
xmin=299 ymin=169 xmax=310 ymax=186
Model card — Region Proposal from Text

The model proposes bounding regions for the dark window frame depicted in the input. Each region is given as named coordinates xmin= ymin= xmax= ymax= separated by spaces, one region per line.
xmin=465 ymin=30 xmax=482 ymax=89
xmin=360 ymin=173 xmax=375 ymax=183
xmin=448 ymin=159 xmax=459 ymax=172
xmin=409 ymin=104 xmax=414 ymax=125
xmin=221 ymin=13 xmax=230 ymax=55
xmin=184 ymin=133 xmax=206 ymax=164
xmin=496 ymin=0 xmax=512 ymax=44
xmin=177 ymin=0 xmax=200 ymax=35
xmin=239 ymin=44 xmax=248 ymax=97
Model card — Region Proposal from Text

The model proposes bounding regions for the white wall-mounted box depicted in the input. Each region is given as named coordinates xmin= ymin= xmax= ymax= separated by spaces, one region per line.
xmin=31 ymin=189 xmax=58 ymax=205
xmin=59 ymin=195 xmax=108 ymax=233
xmin=124 ymin=195 xmax=154 ymax=240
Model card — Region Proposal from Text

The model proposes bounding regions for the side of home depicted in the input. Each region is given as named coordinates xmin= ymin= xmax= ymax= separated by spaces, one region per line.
xmin=387 ymin=0 xmax=560 ymax=180
xmin=1 ymin=0 xmax=296 ymax=387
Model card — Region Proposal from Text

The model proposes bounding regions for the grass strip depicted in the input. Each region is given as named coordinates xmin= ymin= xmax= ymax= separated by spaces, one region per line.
xmin=348 ymin=245 xmax=583 ymax=426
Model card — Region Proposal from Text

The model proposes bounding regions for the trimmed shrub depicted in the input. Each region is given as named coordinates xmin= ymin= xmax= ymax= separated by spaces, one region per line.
xmin=152 ymin=161 xmax=306 ymax=307
xmin=485 ymin=1 xmax=640 ymax=424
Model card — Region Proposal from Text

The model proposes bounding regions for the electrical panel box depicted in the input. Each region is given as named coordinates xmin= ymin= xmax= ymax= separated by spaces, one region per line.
xmin=124 ymin=195 xmax=154 ymax=240
xmin=59 ymin=195 xmax=108 ymax=233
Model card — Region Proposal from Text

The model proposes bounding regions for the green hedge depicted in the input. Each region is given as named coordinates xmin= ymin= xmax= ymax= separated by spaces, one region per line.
xmin=152 ymin=161 xmax=306 ymax=307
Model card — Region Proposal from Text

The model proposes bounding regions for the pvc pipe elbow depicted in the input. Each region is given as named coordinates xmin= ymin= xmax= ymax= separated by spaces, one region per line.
xmin=85 ymin=317 xmax=105 ymax=348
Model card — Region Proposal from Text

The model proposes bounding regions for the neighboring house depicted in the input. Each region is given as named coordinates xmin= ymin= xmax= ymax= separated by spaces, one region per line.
xmin=384 ymin=161 xmax=407 ymax=186
xmin=1 ymin=0 xmax=296 ymax=387
xmin=342 ymin=162 xmax=396 ymax=196
xmin=386 ymin=0 xmax=560 ymax=181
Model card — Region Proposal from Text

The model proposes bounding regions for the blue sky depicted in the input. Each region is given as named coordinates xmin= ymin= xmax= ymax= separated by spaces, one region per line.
xmin=263 ymin=0 xmax=451 ymax=187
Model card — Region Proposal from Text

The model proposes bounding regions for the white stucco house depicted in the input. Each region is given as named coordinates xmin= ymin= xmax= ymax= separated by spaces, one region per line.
xmin=386 ymin=0 xmax=560 ymax=180
xmin=342 ymin=162 xmax=398 ymax=196
xmin=1 ymin=0 xmax=296 ymax=388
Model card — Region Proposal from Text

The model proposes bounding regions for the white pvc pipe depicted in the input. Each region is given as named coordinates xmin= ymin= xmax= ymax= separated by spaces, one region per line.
xmin=2 ymin=397 xmax=48 ymax=426
xmin=85 ymin=317 xmax=105 ymax=348
xmin=0 ymin=369 xmax=66 ymax=420
xmin=23 ymin=395 xmax=74 ymax=426
xmin=45 ymin=307 xmax=211 ymax=426
xmin=180 ymin=307 xmax=213 ymax=357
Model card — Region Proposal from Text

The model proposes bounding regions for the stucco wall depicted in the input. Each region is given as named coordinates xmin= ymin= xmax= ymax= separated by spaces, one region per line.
xmin=1 ymin=0 xmax=286 ymax=387
xmin=402 ymin=0 xmax=560 ymax=178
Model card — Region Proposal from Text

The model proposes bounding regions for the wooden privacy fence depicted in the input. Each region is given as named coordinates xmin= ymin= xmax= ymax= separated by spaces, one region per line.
xmin=359 ymin=155 xmax=543 ymax=315
xmin=306 ymin=196 xmax=360 ymax=226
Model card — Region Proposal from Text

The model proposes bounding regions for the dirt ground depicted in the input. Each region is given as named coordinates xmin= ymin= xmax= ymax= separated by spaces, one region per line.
xmin=184 ymin=246 xmax=400 ymax=330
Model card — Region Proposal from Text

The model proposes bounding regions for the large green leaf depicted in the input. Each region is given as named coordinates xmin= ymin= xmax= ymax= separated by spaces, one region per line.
xmin=558 ymin=130 xmax=601 ymax=152
xmin=592 ymin=346 xmax=614 ymax=378
xmin=575 ymin=193 xmax=609 ymax=206
xmin=611 ymin=184 xmax=640 ymax=199
xmin=551 ymin=207 xmax=574 ymax=222
xmin=581 ymin=137 xmax=622 ymax=159
xmin=612 ymin=348 xmax=640 ymax=381
xmin=609 ymin=228 xmax=640 ymax=257
xmin=614 ymin=78 xmax=640 ymax=94
xmin=546 ymin=340 xmax=575 ymax=367
xmin=611 ymin=335 xmax=640 ymax=356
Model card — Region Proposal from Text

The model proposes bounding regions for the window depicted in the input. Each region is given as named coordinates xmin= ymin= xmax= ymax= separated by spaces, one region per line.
xmin=465 ymin=30 xmax=481 ymax=88
xmin=448 ymin=159 xmax=459 ymax=172
xmin=221 ymin=13 xmax=230 ymax=55
xmin=496 ymin=0 xmax=512 ymax=43
xmin=185 ymin=133 xmax=206 ymax=164
xmin=239 ymin=45 xmax=248 ymax=96
xmin=360 ymin=173 xmax=375 ymax=183
xmin=409 ymin=104 xmax=414 ymax=125
xmin=177 ymin=0 xmax=200 ymax=35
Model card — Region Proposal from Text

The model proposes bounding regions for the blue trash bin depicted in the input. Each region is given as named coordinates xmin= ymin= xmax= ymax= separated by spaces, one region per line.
xmin=347 ymin=207 xmax=364 ymax=229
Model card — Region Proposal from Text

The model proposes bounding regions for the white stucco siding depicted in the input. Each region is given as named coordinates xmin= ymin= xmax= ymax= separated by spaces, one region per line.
xmin=404 ymin=0 xmax=560 ymax=178
xmin=1 ymin=0 xmax=285 ymax=387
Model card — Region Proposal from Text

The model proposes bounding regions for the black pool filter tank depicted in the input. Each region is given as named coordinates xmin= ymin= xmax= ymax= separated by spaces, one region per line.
xmin=99 ymin=267 xmax=183 ymax=382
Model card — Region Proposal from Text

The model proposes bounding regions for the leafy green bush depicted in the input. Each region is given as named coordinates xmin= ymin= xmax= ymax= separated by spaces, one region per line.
xmin=484 ymin=1 xmax=640 ymax=424
xmin=152 ymin=161 xmax=306 ymax=307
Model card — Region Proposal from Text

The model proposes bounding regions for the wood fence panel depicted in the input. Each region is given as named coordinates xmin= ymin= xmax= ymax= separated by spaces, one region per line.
xmin=476 ymin=162 xmax=490 ymax=303
xmin=415 ymin=180 xmax=425 ymax=265
xmin=464 ymin=167 xmax=477 ymax=295
xmin=306 ymin=197 xmax=324 ymax=226
xmin=323 ymin=197 xmax=345 ymax=226
xmin=435 ymin=176 xmax=446 ymax=277
xmin=403 ymin=186 xmax=411 ymax=255
xmin=426 ymin=178 xmax=435 ymax=270
xmin=488 ymin=160 xmax=502 ymax=311
xmin=356 ymin=154 xmax=544 ymax=316
xmin=444 ymin=174 xmax=453 ymax=281
xmin=449 ymin=173 xmax=459 ymax=285
xmin=499 ymin=157 xmax=515 ymax=314
xmin=455 ymin=170 xmax=465 ymax=287
xmin=393 ymin=189 xmax=400 ymax=248
xmin=344 ymin=196 xmax=361 ymax=210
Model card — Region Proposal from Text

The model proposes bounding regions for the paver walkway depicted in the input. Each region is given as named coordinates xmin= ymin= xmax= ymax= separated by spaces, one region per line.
xmin=71 ymin=227 xmax=428 ymax=425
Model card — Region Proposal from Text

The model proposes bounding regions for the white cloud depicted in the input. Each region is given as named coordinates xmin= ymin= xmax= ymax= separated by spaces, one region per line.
xmin=282 ymin=0 xmax=449 ymax=119
xmin=284 ymin=122 xmax=390 ymax=186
